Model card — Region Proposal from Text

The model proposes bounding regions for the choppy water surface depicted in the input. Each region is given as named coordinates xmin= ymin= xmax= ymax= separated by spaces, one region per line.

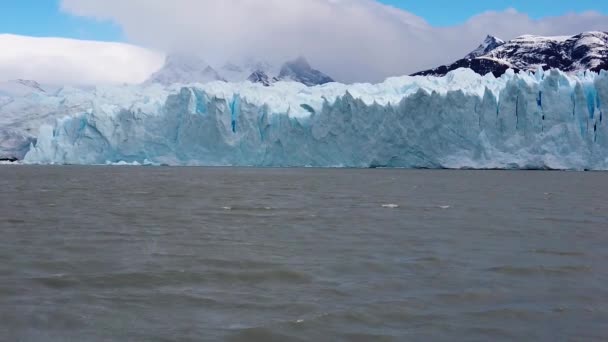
xmin=1 ymin=166 xmax=607 ymax=341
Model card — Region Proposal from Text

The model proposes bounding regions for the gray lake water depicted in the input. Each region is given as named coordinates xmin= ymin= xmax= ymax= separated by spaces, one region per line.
xmin=1 ymin=166 xmax=607 ymax=341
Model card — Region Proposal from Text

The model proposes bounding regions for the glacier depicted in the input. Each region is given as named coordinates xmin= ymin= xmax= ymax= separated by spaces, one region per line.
xmin=13 ymin=68 xmax=608 ymax=169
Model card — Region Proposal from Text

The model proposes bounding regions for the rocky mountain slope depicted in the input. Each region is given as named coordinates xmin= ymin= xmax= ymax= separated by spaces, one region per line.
xmin=414 ymin=31 xmax=608 ymax=77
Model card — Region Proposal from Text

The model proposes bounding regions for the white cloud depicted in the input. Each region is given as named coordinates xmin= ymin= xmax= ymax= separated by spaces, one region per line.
xmin=59 ymin=0 xmax=608 ymax=82
xmin=0 ymin=34 xmax=164 ymax=85
xmin=2 ymin=1 xmax=607 ymax=84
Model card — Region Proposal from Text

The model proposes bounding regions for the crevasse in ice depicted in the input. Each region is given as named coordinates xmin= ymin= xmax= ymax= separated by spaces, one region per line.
xmin=22 ymin=68 xmax=608 ymax=170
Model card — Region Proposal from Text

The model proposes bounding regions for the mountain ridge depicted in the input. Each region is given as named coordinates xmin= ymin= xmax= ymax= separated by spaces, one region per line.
xmin=413 ymin=31 xmax=608 ymax=77
xmin=145 ymin=55 xmax=334 ymax=86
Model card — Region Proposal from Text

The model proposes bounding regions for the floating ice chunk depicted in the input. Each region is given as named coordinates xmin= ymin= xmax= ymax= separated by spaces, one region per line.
xmin=107 ymin=160 xmax=142 ymax=166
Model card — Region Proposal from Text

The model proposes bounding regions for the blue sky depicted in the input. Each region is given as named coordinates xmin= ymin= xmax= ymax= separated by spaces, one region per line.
xmin=0 ymin=0 xmax=606 ymax=41
xmin=382 ymin=0 xmax=608 ymax=26
xmin=1 ymin=0 xmax=122 ymax=41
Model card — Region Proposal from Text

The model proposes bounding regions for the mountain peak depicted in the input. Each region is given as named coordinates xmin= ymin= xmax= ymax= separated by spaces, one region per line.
xmin=0 ymin=79 xmax=48 ymax=97
xmin=145 ymin=54 xmax=226 ymax=85
xmin=144 ymin=54 xmax=333 ymax=86
xmin=247 ymin=70 xmax=278 ymax=87
xmin=465 ymin=35 xmax=505 ymax=59
xmin=278 ymin=57 xmax=334 ymax=86
xmin=15 ymin=79 xmax=46 ymax=93
xmin=291 ymin=56 xmax=312 ymax=68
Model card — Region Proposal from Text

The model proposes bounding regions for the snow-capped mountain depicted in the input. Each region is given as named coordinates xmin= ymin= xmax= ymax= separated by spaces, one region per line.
xmin=0 ymin=79 xmax=48 ymax=97
xmin=145 ymin=55 xmax=225 ymax=85
xmin=278 ymin=57 xmax=334 ymax=86
xmin=145 ymin=55 xmax=333 ymax=86
xmin=247 ymin=70 xmax=279 ymax=87
xmin=465 ymin=35 xmax=505 ymax=59
xmin=220 ymin=60 xmax=279 ymax=83
xmin=414 ymin=31 xmax=608 ymax=77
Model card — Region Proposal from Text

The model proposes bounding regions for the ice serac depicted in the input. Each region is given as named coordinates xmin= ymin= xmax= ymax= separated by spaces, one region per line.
xmin=0 ymin=80 xmax=69 ymax=160
xmin=24 ymin=68 xmax=608 ymax=170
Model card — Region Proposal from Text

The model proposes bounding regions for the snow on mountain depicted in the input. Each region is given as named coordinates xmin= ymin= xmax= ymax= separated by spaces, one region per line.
xmin=15 ymin=80 xmax=46 ymax=93
xmin=145 ymin=55 xmax=226 ymax=85
xmin=224 ymin=57 xmax=334 ymax=87
xmin=13 ymin=68 xmax=608 ymax=170
xmin=465 ymin=35 xmax=505 ymax=59
xmin=247 ymin=70 xmax=279 ymax=87
xmin=0 ymin=79 xmax=49 ymax=97
xmin=414 ymin=31 xmax=608 ymax=77
xmin=278 ymin=57 xmax=335 ymax=86
xmin=219 ymin=63 xmax=248 ymax=83
xmin=221 ymin=59 xmax=279 ymax=83
xmin=146 ymin=55 xmax=334 ymax=87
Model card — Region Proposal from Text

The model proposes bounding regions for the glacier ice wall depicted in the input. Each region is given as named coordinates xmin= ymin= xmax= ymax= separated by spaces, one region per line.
xmin=23 ymin=69 xmax=608 ymax=170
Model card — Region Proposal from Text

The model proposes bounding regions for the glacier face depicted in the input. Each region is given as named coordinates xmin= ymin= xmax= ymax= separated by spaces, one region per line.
xmin=21 ymin=68 xmax=608 ymax=170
